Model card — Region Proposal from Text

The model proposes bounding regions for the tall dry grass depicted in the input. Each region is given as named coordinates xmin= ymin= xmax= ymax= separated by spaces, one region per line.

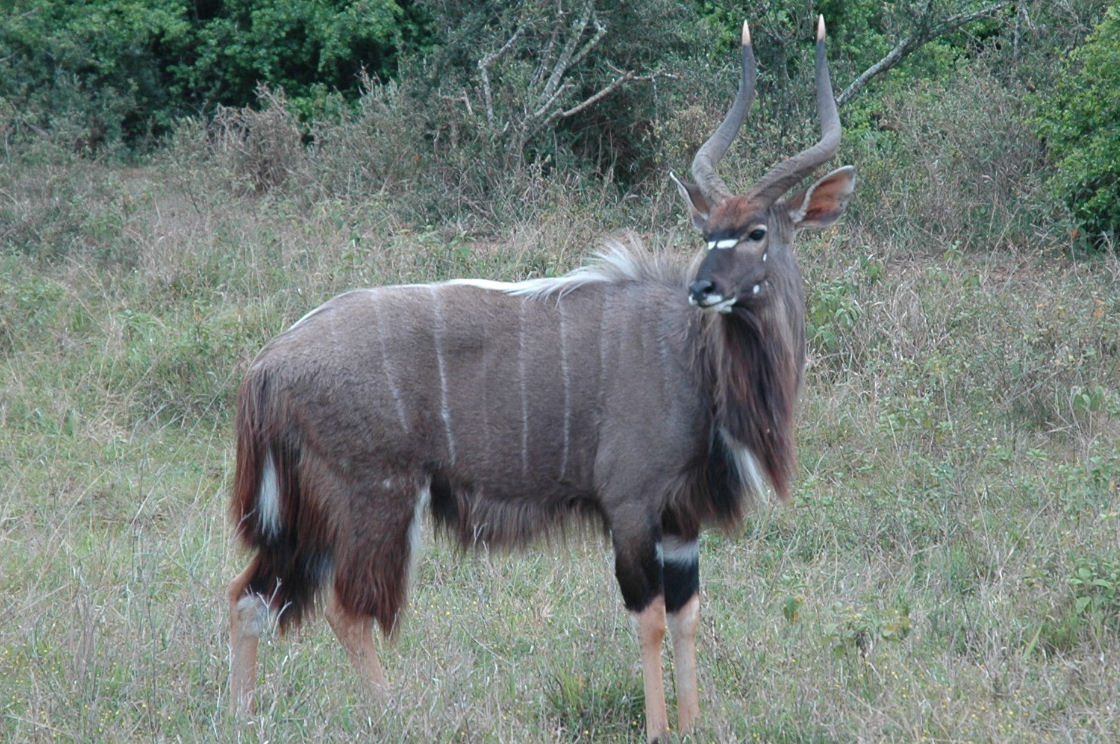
xmin=2 ymin=50 xmax=1118 ymax=743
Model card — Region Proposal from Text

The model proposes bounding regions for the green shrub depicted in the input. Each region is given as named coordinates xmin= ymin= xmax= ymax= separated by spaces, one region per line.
xmin=166 ymin=0 xmax=429 ymax=121
xmin=0 ymin=0 xmax=188 ymax=147
xmin=1034 ymin=5 xmax=1120 ymax=250
xmin=0 ymin=0 xmax=427 ymax=148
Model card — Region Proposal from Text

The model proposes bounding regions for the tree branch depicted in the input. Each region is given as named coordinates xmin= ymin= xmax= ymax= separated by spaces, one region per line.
xmin=556 ymin=70 xmax=634 ymax=120
xmin=478 ymin=28 xmax=523 ymax=125
xmin=520 ymin=0 xmax=609 ymax=143
xmin=837 ymin=1 xmax=1013 ymax=107
xmin=542 ymin=1 xmax=602 ymax=102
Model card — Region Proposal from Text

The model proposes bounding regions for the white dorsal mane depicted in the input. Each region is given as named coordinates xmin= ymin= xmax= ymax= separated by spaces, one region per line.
xmin=448 ymin=237 xmax=679 ymax=299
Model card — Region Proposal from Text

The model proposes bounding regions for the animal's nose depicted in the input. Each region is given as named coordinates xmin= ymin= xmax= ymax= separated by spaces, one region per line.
xmin=689 ymin=279 xmax=715 ymax=303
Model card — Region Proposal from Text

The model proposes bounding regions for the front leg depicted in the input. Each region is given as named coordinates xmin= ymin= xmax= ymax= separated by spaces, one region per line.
xmin=612 ymin=525 xmax=669 ymax=743
xmin=663 ymin=535 xmax=701 ymax=733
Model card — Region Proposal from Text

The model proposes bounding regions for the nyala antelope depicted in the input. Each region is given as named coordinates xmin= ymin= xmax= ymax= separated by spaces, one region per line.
xmin=227 ymin=16 xmax=854 ymax=742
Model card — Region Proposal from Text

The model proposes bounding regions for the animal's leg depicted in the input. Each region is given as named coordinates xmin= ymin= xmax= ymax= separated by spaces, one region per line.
xmin=668 ymin=594 xmax=700 ymax=733
xmin=324 ymin=591 xmax=387 ymax=694
xmin=634 ymin=595 xmax=670 ymax=743
xmin=228 ymin=561 xmax=269 ymax=718
xmin=663 ymin=535 xmax=701 ymax=732
xmin=613 ymin=524 xmax=669 ymax=742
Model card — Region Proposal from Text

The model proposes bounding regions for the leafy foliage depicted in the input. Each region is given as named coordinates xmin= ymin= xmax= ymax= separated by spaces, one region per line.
xmin=0 ymin=0 xmax=188 ymax=147
xmin=0 ymin=0 xmax=1115 ymax=250
xmin=0 ymin=0 xmax=428 ymax=146
xmin=1034 ymin=5 xmax=1120 ymax=249
xmin=166 ymin=0 xmax=429 ymax=120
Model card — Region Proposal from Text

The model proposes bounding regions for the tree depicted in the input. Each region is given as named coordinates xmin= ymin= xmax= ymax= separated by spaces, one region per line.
xmin=1034 ymin=4 xmax=1120 ymax=248
xmin=167 ymin=0 xmax=429 ymax=119
xmin=0 ymin=0 xmax=189 ymax=147
xmin=834 ymin=1 xmax=1012 ymax=106
xmin=416 ymin=0 xmax=693 ymax=174
xmin=0 ymin=0 xmax=429 ymax=148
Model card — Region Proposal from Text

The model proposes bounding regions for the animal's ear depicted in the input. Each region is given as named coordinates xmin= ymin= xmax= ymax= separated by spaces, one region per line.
xmin=670 ymin=171 xmax=712 ymax=232
xmin=785 ymin=165 xmax=856 ymax=229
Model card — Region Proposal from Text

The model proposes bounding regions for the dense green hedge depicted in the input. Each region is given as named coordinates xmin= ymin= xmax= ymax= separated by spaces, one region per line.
xmin=0 ymin=0 xmax=427 ymax=144
xmin=1034 ymin=4 xmax=1120 ymax=249
xmin=0 ymin=0 xmax=1023 ymax=151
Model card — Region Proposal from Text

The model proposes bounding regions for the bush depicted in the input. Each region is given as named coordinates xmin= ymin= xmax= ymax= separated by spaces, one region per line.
xmin=0 ymin=0 xmax=427 ymax=149
xmin=166 ymin=0 xmax=430 ymax=120
xmin=210 ymin=85 xmax=307 ymax=194
xmin=0 ymin=0 xmax=187 ymax=148
xmin=1034 ymin=5 xmax=1120 ymax=250
xmin=408 ymin=0 xmax=702 ymax=181
xmin=845 ymin=59 xmax=1048 ymax=254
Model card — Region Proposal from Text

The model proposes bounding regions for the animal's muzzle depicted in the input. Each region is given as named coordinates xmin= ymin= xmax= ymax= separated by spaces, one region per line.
xmin=689 ymin=279 xmax=716 ymax=306
xmin=689 ymin=280 xmax=737 ymax=313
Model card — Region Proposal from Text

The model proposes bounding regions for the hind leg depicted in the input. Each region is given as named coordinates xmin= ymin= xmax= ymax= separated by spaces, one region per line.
xmin=325 ymin=592 xmax=387 ymax=694
xmin=228 ymin=561 xmax=270 ymax=717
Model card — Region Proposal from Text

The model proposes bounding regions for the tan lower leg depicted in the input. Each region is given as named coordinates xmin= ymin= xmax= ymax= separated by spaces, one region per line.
xmin=228 ymin=564 xmax=268 ymax=717
xmin=668 ymin=594 xmax=700 ymax=733
xmin=325 ymin=593 xmax=387 ymax=693
xmin=634 ymin=596 xmax=669 ymax=743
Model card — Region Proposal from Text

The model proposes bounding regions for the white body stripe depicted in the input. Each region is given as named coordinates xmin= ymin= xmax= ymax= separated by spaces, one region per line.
xmin=518 ymin=300 xmax=530 ymax=478
xmin=559 ymin=300 xmax=571 ymax=478
xmin=258 ymin=453 xmax=281 ymax=539
xmin=429 ymin=287 xmax=456 ymax=463
xmin=445 ymin=278 xmax=528 ymax=292
xmin=373 ymin=299 xmax=410 ymax=431
xmin=287 ymin=304 xmax=328 ymax=331
xmin=598 ymin=291 xmax=611 ymax=405
xmin=657 ymin=314 xmax=675 ymax=405
xmin=446 ymin=273 xmax=607 ymax=299
xmin=445 ymin=240 xmax=647 ymax=299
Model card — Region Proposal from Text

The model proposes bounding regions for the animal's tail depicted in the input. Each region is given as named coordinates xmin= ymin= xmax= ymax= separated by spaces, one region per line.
xmin=230 ymin=367 xmax=326 ymax=632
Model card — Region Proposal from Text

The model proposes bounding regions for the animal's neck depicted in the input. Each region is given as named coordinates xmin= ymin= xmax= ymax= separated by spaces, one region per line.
xmin=704 ymin=305 xmax=802 ymax=501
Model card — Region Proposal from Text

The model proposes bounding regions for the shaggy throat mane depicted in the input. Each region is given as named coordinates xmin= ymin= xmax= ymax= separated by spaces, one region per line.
xmin=705 ymin=307 xmax=802 ymax=501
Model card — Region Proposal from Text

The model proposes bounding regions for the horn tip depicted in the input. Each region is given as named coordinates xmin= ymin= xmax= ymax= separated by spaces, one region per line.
xmin=817 ymin=15 xmax=826 ymax=42
xmin=741 ymin=20 xmax=751 ymax=47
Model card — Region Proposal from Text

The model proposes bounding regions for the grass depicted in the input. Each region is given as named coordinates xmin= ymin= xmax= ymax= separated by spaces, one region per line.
xmin=2 ymin=139 xmax=1119 ymax=744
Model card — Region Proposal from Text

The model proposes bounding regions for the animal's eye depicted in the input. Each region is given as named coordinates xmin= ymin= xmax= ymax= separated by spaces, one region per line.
xmin=747 ymin=227 xmax=767 ymax=242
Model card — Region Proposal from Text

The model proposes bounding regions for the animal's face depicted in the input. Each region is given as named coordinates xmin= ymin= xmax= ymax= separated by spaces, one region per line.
xmin=687 ymin=198 xmax=784 ymax=312
xmin=676 ymin=164 xmax=856 ymax=314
